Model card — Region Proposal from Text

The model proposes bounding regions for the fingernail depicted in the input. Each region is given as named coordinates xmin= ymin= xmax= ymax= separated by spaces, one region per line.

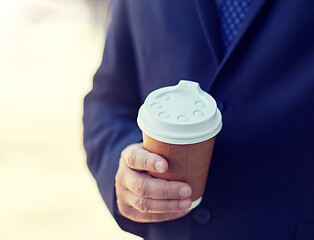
xmin=179 ymin=200 xmax=191 ymax=210
xmin=179 ymin=186 xmax=192 ymax=199
xmin=154 ymin=160 xmax=165 ymax=173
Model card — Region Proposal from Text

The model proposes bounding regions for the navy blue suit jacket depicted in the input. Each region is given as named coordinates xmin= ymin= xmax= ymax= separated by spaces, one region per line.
xmin=83 ymin=0 xmax=314 ymax=239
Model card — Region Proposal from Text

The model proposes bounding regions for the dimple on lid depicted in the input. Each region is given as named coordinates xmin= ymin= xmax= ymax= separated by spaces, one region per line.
xmin=137 ymin=80 xmax=222 ymax=144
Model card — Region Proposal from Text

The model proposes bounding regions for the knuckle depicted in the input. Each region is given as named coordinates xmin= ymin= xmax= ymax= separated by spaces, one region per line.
xmin=115 ymin=168 xmax=125 ymax=184
xmin=162 ymin=181 xmax=171 ymax=198
xmin=136 ymin=197 xmax=149 ymax=212
xmin=134 ymin=178 xmax=147 ymax=197
xmin=114 ymin=180 xmax=119 ymax=192
xmin=115 ymin=172 xmax=121 ymax=183
xmin=120 ymin=147 xmax=128 ymax=160
xmin=128 ymin=147 xmax=138 ymax=167
xmin=115 ymin=185 xmax=124 ymax=203
xmin=142 ymin=152 xmax=150 ymax=170
xmin=115 ymin=181 xmax=122 ymax=196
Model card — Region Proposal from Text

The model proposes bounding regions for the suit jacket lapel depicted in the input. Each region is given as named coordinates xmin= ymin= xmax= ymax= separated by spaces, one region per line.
xmin=193 ymin=0 xmax=224 ymax=66
xmin=194 ymin=0 xmax=268 ymax=89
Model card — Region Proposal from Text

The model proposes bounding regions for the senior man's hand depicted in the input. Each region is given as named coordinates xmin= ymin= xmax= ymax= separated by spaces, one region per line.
xmin=115 ymin=142 xmax=192 ymax=223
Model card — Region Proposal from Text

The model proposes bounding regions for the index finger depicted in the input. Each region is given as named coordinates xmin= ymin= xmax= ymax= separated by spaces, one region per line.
xmin=121 ymin=170 xmax=192 ymax=200
xmin=121 ymin=143 xmax=168 ymax=173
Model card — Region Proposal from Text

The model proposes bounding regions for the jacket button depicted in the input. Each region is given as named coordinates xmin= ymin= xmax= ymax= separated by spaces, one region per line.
xmin=192 ymin=207 xmax=211 ymax=224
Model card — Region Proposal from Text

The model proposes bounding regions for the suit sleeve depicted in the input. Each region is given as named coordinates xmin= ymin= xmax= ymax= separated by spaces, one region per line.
xmin=83 ymin=0 xmax=147 ymax=237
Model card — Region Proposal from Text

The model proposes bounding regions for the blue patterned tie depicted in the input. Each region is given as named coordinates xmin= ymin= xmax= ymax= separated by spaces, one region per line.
xmin=220 ymin=0 xmax=252 ymax=52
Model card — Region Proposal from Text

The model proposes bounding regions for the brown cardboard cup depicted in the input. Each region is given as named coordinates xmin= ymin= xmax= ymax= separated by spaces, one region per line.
xmin=137 ymin=80 xmax=222 ymax=209
xmin=143 ymin=133 xmax=215 ymax=206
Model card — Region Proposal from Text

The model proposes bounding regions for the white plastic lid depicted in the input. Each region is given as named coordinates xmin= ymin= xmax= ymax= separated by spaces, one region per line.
xmin=137 ymin=80 xmax=222 ymax=144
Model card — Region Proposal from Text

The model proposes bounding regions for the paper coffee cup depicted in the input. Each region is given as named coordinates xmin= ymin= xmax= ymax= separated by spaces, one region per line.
xmin=137 ymin=80 xmax=222 ymax=209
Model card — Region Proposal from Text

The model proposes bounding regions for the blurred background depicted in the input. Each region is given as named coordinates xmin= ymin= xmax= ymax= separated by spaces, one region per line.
xmin=0 ymin=0 xmax=141 ymax=239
